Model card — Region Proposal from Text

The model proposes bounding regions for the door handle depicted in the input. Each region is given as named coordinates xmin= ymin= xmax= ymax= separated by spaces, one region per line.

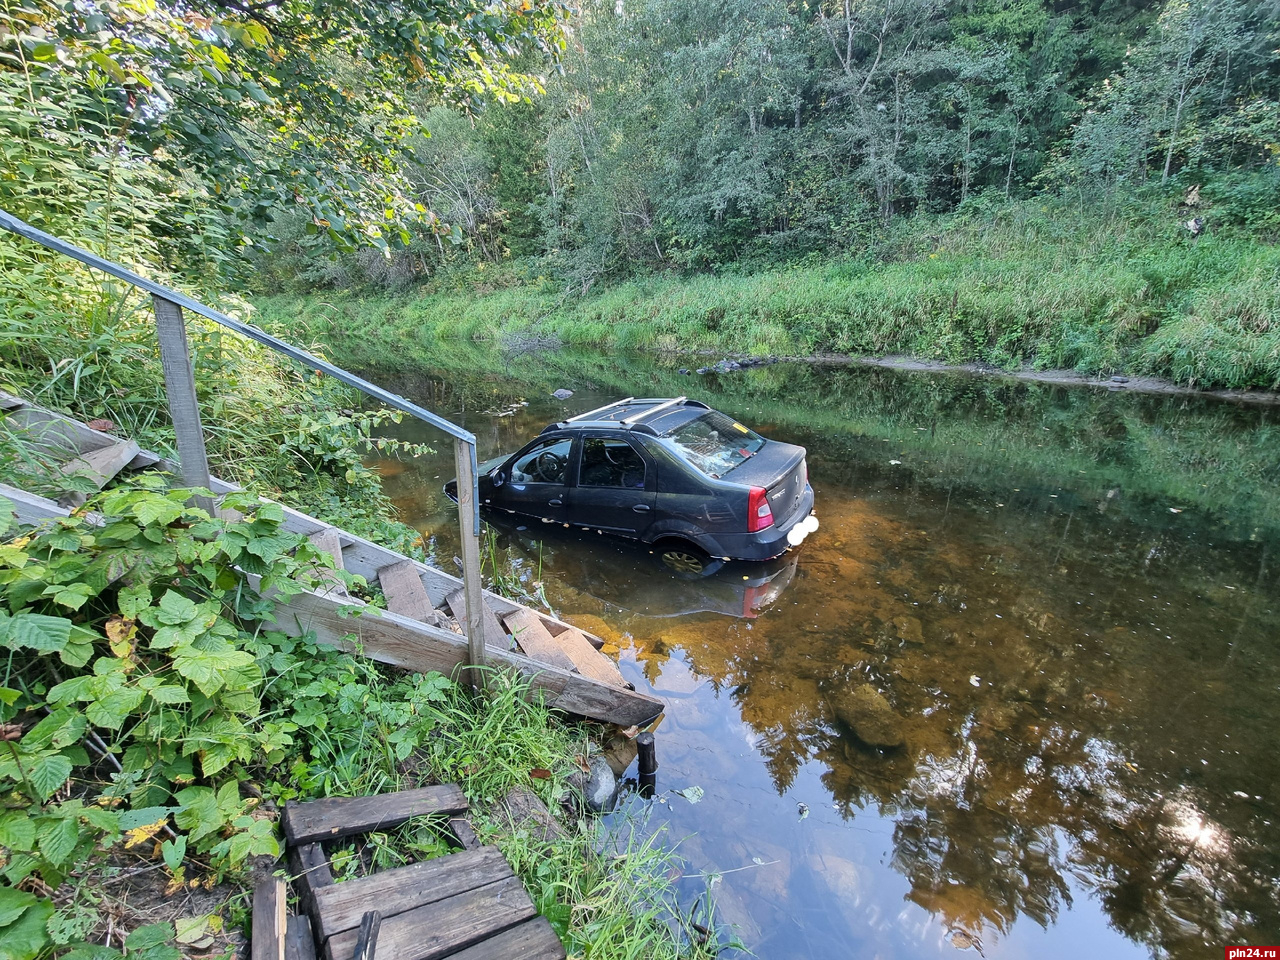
xmin=548 ymin=498 xmax=563 ymax=506
xmin=632 ymin=504 xmax=651 ymax=513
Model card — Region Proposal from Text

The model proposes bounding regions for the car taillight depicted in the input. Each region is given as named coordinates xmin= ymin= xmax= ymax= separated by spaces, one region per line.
xmin=748 ymin=486 xmax=774 ymax=532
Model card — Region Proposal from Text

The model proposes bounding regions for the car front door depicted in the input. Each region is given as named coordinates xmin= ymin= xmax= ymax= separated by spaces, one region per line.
xmin=497 ymin=434 xmax=576 ymax=525
xmin=569 ymin=434 xmax=656 ymax=538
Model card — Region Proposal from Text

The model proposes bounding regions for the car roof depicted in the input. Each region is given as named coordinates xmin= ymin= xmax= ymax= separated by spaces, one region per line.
xmin=541 ymin=397 xmax=711 ymax=437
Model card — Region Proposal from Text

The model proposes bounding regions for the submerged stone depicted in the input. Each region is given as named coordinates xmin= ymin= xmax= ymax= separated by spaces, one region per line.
xmin=830 ymin=684 xmax=906 ymax=748
xmin=584 ymin=755 xmax=618 ymax=811
xmin=552 ymin=388 xmax=574 ymax=399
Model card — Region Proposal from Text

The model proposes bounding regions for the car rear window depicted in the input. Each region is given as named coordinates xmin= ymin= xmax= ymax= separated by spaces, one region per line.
xmin=663 ymin=411 xmax=766 ymax=479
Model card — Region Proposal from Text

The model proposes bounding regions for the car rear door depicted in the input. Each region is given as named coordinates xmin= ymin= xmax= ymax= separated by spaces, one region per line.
xmin=568 ymin=434 xmax=657 ymax=538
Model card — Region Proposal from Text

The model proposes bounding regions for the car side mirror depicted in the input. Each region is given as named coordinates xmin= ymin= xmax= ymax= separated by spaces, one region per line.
xmin=491 ymin=469 xmax=505 ymax=488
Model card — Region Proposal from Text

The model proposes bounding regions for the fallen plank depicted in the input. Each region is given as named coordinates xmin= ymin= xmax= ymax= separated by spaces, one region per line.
xmin=502 ymin=609 xmax=576 ymax=673
xmin=252 ymin=877 xmax=287 ymax=960
xmin=1 ymin=483 xmax=71 ymax=524
xmin=284 ymin=785 xmax=468 ymax=846
xmin=0 ymin=394 xmax=162 ymax=469
xmin=441 ymin=917 xmax=566 ymax=960
xmin=445 ymin=588 xmax=511 ymax=652
xmin=549 ymin=625 xmax=627 ymax=688
xmin=447 ymin=817 xmax=482 ymax=851
xmin=378 ymin=559 xmax=438 ymax=624
xmin=285 ymin=915 xmax=317 ymax=960
xmin=268 ymin=586 xmax=663 ymax=727
xmin=311 ymin=846 xmax=508 ymax=941
xmin=323 ymin=876 xmax=536 ymax=960
xmin=58 ymin=439 xmax=141 ymax=506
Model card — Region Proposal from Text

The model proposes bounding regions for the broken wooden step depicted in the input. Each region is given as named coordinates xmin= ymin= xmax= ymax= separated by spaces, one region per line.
xmin=283 ymin=784 xmax=468 ymax=846
xmin=444 ymin=588 xmax=512 ymax=652
xmin=547 ymin=623 xmax=627 ymax=688
xmin=502 ymin=609 xmax=576 ymax=673
xmin=377 ymin=559 xmax=441 ymax=626
xmin=57 ymin=439 xmax=141 ymax=507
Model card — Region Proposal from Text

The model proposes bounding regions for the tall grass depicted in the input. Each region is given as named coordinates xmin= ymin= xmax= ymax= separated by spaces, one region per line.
xmin=256 ymin=197 xmax=1280 ymax=390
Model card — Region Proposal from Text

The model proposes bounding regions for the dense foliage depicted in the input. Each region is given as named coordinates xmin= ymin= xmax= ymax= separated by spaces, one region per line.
xmin=257 ymin=0 xmax=1279 ymax=289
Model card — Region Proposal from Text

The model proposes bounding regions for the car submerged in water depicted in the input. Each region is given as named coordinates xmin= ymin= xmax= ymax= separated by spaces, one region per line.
xmin=446 ymin=397 xmax=818 ymax=570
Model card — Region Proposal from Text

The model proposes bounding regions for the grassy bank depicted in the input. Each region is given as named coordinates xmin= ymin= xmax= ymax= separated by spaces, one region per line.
xmin=258 ymin=198 xmax=1280 ymax=391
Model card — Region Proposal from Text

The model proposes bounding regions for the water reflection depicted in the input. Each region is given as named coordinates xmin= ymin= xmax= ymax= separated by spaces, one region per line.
xmin=361 ymin=351 xmax=1280 ymax=959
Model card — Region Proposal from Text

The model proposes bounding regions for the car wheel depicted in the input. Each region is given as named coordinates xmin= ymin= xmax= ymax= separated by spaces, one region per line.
xmin=660 ymin=546 xmax=707 ymax=575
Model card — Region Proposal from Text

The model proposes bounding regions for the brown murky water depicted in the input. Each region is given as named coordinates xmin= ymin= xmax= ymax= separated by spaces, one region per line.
xmin=362 ymin=349 xmax=1280 ymax=960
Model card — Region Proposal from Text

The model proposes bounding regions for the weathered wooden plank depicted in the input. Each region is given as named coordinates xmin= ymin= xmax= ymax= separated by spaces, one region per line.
xmin=445 ymin=588 xmax=511 ymax=653
xmin=502 ymin=609 xmax=576 ymax=673
xmin=153 ymin=295 xmax=215 ymax=515
xmin=0 ymin=392 xmax=23 ymax=410
xmin=251 ymin=877 xmax=287 ymax=960
xmin=447 ymin=817 xmax=482 ymax=851
xmin=1 ymin=483 xmax=71 ymax=524
xmin=0 ymin=398 xmax=163 ymax=467
xmin=267 ymin=588 xmax=663 ymax=727
xmin=311 ymin=846 xmax=508 ymax=940
xmin=58 ymin=439 xmax=141 ymax=506
xmin=308 ymin=529 xmax=351 ymax=600
xmin=323 ymin=876 xmax=536 ymax=960
xmin=284 ymin=785 xmax=467 ymax=847
xmin=442 ymin=917 xmax=567 ymax=960
xmin=285 ymin=915 xmax=318 ymax=960
xmin=454 ymin=437 xmax=487 ymax=689
xmin=547 ymin=625 xmax=626 ymax=688
xmin=287 ymin=841 xmax=333 ymax=919
xmin=377 ymin=560 xmax=438 ymax=625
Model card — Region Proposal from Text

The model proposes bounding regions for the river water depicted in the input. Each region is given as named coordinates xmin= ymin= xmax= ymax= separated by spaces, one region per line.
xmin=359 ymin=346 xmax=1279 ymax=959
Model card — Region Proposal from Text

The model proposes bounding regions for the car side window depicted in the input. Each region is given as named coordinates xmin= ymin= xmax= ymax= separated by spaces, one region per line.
xmin=510 ymin=437 xmax=573 ymax=484
xmin=579 ymin=438 xmax=646 ymax=489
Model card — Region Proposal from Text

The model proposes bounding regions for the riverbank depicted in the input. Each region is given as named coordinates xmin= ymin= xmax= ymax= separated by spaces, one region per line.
xmin=257 ymin=199 xmax=1280 ymax=393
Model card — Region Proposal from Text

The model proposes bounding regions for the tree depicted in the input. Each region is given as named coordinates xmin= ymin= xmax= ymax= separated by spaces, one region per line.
xmin=0 ymin=0 xmax=571 ymax=263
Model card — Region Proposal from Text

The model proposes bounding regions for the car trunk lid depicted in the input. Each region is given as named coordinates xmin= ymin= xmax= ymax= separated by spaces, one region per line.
xmin=727 ymin=442 xmax=808 ymax=526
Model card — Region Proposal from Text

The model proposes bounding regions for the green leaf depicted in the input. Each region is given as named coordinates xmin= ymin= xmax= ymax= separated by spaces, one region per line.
xmin=38 ymin=815 xmax=80 ymax=866
xmin=0 ymin=498 xmax=14 ymax=537
xmin=124 ymin=922 xmax=174 ymax=951
xmin=0 ymin=811 xmax=37 ymax=850
xmin=85 ymin=686 xmax=146 ymax=730
xmin=28 ymin=754 xmax=74 ymax=800
xmin=4 ymin=613 xmax=71 ymax=653
xmin=161 ymin=835 xmax=186 ymax=872
xmin=119 ymin=806 xmax=179 ymax=831
xmin=155 ymin=590 xmax=199 ymax=625
xmin=22 ymin=708 xmax=85 ymax=750
xmin=148 ymin=685 xmax=191 ymax=705
xmin=0 ymin=887 xmax=37 ymax=927
xmin=0 ymin=894 xmax=51 ymax=960
xmin=173 ymin=787 xmax=222 ymax=842
xmin=133 ymin=499 xmax=184 ymax=528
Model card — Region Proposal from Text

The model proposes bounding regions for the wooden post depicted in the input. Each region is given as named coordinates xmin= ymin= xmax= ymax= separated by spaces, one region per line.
xmin=152 ymin=295 xmax=215 ymax=515
xmin=251 ymin=876 xmax=286 ymax=960
xmin=454 ymin=437 xmax=486 ymax=690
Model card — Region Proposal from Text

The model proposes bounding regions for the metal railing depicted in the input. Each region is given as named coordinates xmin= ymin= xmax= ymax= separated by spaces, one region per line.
xmin=0 ymin=210 xmax=488 ymax=681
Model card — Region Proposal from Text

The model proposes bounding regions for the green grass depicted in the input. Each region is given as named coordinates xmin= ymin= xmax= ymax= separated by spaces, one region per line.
xmin=256 ymin=197 xmax=1280 ymax=391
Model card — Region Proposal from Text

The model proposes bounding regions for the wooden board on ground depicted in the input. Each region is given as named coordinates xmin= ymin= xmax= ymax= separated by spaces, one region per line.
xmin=442 ymin=918 xmax=566 ymax=960
xmin=251 ymin=877 xmax=287 ymax=960
xmin=311 ymin=846 xmax=509 ymax=941
xmin=378 ymin=560 xmax=438 ymax=624
xmin=323 ymin=876 xmax=537 ymax=960
xmin=547 ymin=625 xmax=627 ymax=688
xmin=444 ymin=588 xmax=511 ymax=652
xmin=283 ymin=785 xmax=468 ymax=846
xmin=58 ymin=440 xmax=141 ymax=505
xmin=502 ymin=609 xmax=576 ymax=673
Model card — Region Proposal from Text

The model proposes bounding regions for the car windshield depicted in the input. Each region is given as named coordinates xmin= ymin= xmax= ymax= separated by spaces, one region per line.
xmin=664 ymin=411 xmax=766 ymax=479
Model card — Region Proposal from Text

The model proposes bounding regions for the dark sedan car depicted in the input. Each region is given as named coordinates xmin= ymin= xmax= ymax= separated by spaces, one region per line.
xmin=446 ymin=397 xmax=818 ymax=567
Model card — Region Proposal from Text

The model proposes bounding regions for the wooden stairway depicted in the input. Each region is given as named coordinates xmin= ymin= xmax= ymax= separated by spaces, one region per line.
xmin=0 ymin=392 xmax=663 ymax=727
xmin=254 ymin=785 xmax=566 ymax=960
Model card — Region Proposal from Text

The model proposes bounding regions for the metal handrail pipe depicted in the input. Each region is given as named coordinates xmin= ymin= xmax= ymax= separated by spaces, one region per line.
xmin=0 ymin=210 xmax=476 ymax=448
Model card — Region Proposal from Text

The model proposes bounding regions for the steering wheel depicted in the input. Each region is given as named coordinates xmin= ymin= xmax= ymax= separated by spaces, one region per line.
xmin=534 ymin=450 xmax=564 ymax=483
